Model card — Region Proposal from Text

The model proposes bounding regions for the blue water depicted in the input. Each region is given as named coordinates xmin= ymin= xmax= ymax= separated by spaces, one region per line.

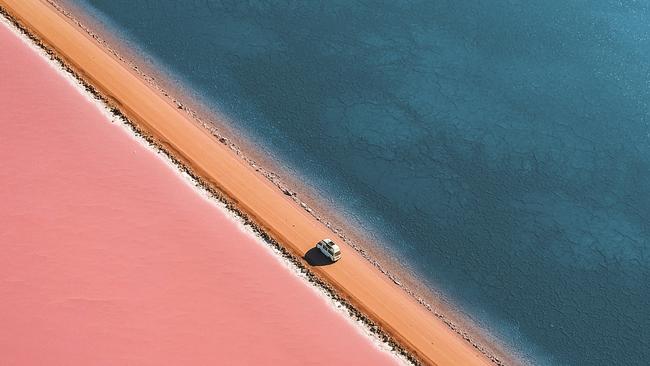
xmin=66 ymin=1 xmax=650 ymax=364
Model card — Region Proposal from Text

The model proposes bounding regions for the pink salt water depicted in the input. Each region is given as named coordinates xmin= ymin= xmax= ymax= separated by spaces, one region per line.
xmin=0 ymin=22 xmax=398 ymax=365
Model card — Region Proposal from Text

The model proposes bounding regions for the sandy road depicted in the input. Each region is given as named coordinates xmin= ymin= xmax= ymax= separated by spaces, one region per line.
xmin=0 ymin=1 xmax=494 ymax=364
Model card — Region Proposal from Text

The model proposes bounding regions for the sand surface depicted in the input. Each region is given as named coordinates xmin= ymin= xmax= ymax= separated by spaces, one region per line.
xmin=0 ymin=1 xmax=494 ymax=364
xmin=0 ymin=20 xmax=400 ymax=365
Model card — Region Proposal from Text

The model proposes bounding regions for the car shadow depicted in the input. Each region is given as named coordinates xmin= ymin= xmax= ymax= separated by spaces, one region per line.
xmin=304 ymin=247 xmax=333 ymax=266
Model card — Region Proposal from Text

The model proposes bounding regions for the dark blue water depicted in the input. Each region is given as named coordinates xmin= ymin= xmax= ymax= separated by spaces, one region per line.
xmin=66 ymin=1 xmax=650 ymax=364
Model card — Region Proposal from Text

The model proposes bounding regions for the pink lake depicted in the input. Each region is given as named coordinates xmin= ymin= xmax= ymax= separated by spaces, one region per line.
xmin=0 ymin=21 xmax=398 ymax=366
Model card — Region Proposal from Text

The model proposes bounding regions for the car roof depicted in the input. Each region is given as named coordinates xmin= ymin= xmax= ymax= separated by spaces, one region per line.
xmin=321 ymin=239 xmax=340 ymax=249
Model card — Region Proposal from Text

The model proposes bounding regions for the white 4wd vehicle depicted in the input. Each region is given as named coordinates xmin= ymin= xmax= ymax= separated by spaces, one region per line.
xmin=316 ymin=239 xmax=341 ymax=262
